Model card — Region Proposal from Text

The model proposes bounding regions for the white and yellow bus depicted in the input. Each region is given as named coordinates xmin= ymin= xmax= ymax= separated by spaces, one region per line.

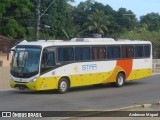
xmin=10 ymin=38 xmax=152 ymax=93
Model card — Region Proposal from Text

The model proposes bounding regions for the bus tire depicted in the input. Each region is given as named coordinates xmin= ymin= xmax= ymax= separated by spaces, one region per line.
xmin=112 ymin=73 xmax=125 ymax=87
xmin=58 ymin=78 xmax=69 ymax=94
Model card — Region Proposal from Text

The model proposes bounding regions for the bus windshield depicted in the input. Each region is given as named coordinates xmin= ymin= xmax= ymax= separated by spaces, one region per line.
xmin=11 ymin=47 xmax=41 ymax=78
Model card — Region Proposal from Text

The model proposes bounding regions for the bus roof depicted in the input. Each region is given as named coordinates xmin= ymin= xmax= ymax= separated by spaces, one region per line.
xmin=16 ymin=38 xmax=152 ymax=48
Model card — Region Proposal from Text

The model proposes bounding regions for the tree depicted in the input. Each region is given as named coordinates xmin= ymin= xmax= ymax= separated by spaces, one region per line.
xmin=40 ymin=0 xmax=75 ymax=39
xmin=83 ymin=9 xmax=109 ymax=36
xmin=0 ymin=0 xmax=35 ymax=39
xmin=72 ymin=0 xmax=95 ymax=37
xmin=140 ymin=12 xmax=160 ymax=31
xmin=115 ymin=8 xmax=137 ymax=32
xmin=4 ymin=18 xmax=25 ymax=38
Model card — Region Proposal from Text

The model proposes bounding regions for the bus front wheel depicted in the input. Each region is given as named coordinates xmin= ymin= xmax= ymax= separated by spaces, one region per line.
xmin=58 ymin=78 xmax=69 ymax=94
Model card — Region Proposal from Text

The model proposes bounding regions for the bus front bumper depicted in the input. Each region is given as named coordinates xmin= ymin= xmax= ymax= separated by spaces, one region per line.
xmin=10 ymin=76 xmax=59 ymax=91
xmin=10 ymin=80 xmax=38 ymax=90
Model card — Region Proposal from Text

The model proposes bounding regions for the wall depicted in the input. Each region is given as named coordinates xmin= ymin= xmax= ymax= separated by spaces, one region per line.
xmin=153 ymin=59 xmax=160 ymax=72
xmin=0 ymin=53 xmax=12 ymax=67
xmin=0 ymin=67 xmax=10 ymax=90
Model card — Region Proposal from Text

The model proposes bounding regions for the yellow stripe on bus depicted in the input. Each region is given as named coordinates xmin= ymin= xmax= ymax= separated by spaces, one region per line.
xmin=10 ymin=68 xmax=152 ymax=91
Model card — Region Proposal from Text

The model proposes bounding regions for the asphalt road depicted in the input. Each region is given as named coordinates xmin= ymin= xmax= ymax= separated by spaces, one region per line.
xmin=0 ymin=74 xmax=160 ymax=111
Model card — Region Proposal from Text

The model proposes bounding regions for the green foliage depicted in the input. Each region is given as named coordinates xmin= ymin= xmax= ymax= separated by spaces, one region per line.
xmin=0 ymin=0 xmax=159 ymax=54
xmin=40 ymin=0 xmax=75 ymax=39
xmin=83 ymin=9 xmax=109 ymax=35
xmin=0 ymin=0 xmax=34 ymax=39
xmin=140 ymin=12 xmax=160 ymax=31
xmin=4 ymin=18 xmax=25 ymax=38
xmin=116 ymin=8 xmax=138 ymax=31
xmin=119 ymin=30 xmax=160 ymax=46
xmin=119 ymin=29 xmax=160 ymax=58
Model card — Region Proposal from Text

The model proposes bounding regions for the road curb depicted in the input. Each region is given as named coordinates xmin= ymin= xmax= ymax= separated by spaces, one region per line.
xmin=142 ymin=104 xmax=152 ymax=108
xmin=105 ymin=104 xmax=142 ymax=111
xmin=0 ymin=89 xmax=14 ymax=92
xmin=63 ymin=101 xmax=160 ymax=120
xmin=152 ymin=73 xmax=160 ymax=75
xmin=62 ymin=104 xmax=143 ymax=120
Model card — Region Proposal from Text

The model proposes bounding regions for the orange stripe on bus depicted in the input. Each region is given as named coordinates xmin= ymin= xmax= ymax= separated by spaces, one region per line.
xmin=116 ymin=59 xmax=133 ymax=78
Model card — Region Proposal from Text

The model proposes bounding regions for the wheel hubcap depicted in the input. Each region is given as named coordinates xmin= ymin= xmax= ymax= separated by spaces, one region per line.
xmin=60 ymin=81 xmax=67 ymax=91
xmin=118 ymin=76 xmax=124 ymax=86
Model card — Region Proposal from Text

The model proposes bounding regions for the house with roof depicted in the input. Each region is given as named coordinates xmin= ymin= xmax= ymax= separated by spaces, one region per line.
xmin=0 ymin=35 xmax=19 ymax=67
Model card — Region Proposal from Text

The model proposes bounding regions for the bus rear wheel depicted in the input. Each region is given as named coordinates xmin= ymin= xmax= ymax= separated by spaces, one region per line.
xmin=112 ymin=73 xmax=125 ymax=87
xmin=58 ymin=78 xmax=69 ymax=94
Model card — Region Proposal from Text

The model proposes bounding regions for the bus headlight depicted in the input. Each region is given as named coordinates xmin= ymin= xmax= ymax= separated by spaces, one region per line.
xmin=29 ymin=77 xmax=38 ymax=83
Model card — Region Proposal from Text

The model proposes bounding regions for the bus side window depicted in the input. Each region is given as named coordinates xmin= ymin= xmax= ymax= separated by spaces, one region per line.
xmin=75 ymin=47 xmax=90 ymax=61
xmin=66 ymin=47 xmax=74 ymax=61
xmin=121 ymin=46 xmax=134 ymax=58
xmin=92 ymin=48 xmax=98 ymax=60
xmin=121 ymin=47 xmax=127 ymax=58
xmin=41 ymin=52 xmax=55 ymax=67
xmin=107 ymin=46 xmax=120 ymax=59
xmin=82 ymin=47 xmax=90 ymax=60
xmin=144 ymin=45 xmax=150 ymax=58
xmin=75 ymin=47 xmax=82 ymax=61
xmin=134 ymin=46 xmax=143 ymax=58
xmin=58 ymin=48 xmax=65 ymax=62
xmin=58 ymin=47 xmax=74 ymax=62
xmin=41 ymin=51 xmax=55 ymax=74
xmin=98 ymin=48 xmax=106 ymax=59
xmin=107 ymin=47 xmax=113 ymax=59
xmin=92 ymin=47 xmax=106 ymax=60
xmin=127 ymin=46 xmax=134 ymax=58
xmin=114 ymin=47 xmax=120 ymax=59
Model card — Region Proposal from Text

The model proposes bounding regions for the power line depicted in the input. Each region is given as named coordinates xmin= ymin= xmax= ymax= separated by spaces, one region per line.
xmin=40 ymin=0 xmax=56 ymax=18
xmin=123 ymin=14 xmax=134 ymax=30
xmin=35 ymin=0 xmax=56 ymax=41
xmin=35 ymin=0 xmax=41 ymax=41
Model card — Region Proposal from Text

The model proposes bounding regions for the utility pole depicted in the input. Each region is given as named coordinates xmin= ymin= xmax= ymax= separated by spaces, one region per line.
xmin=35 ymin=0 xmax=56 ymax=41
xmin=35 ymin=0 xmax=41 ymax=41
xmin=123 ymin=14 xmax=134 ymax=30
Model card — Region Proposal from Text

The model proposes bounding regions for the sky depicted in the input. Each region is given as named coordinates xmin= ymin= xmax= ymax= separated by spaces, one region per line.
xmin=73 ymin=0 xmax=160 ymax=19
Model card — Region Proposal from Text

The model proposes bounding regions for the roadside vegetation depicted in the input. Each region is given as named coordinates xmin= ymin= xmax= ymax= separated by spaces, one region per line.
xmin=0 ymin=0 xmax=160 ymax=55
